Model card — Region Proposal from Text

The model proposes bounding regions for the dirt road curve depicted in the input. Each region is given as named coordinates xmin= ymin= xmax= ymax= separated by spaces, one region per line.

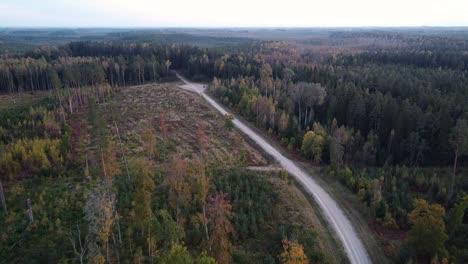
xmin=177 ymin=73 xmax=371 ymax=264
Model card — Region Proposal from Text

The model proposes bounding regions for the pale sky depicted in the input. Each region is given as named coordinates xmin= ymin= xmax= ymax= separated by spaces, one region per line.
xmin=1 ymin=0 xmax=467 ymax=27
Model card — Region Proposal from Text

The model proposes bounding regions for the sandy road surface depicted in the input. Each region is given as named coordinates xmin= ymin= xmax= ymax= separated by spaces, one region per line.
xmin=177 ymin=73 xmax=371 ymax=264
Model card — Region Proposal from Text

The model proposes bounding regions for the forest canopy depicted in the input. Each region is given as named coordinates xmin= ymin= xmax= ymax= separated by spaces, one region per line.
xmin=0 ymin=28 xmax=467 ymax=263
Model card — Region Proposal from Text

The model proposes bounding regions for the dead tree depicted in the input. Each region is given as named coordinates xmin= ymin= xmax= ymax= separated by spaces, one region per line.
xmin=0 ymin=182 xmax=7 ymax=215
xmin=69 ymin=224 xmax=89 ymax=264
xmin=27 ymin=198 xmax=34 ymax=223
xmin=113 ymin=121 xmax=131 ymax=183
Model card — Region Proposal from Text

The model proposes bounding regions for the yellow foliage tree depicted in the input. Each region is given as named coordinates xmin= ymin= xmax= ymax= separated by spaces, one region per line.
xmin=407 ymin=199 xmax=448 ymax=260
xmin=130 ymin=157 xmax=157 ymax=259
xmin=301 ymin=130 xmax=325 ymax=163
xmin=279 ymin=239 xmax=308 ymax=264
xmin=142 ymin=127 xmax=157 ymax=159
xmin=0 ymin=139 xmax=63 ymax=179
xmin=167 ymin=157 xmax=192 ymax=225
xmin=100 ymin=141 xmax=121 ymax=185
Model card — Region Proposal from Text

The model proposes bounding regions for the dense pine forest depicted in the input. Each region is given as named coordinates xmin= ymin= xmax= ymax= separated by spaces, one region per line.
xmin=0 ymin=28 xmax=467 ymax=263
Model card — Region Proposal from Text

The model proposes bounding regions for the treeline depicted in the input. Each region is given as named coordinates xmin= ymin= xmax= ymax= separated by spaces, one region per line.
xmin=209 ymin=63 xmax=468 ymax=168
xmin=0 ymin=55 xmax=172 ymax=93
xmin=327 ymin=30 xmax=468 ymax=70
xmin=339 ymin=51 xmax=468 ymax=71
xmin=63 ymin=41 xmax=261 ymax=79
xmin=0 ymin=41 xmax=265 ymax=93
xmin=331 ymin=30 xmax=468 ymax=51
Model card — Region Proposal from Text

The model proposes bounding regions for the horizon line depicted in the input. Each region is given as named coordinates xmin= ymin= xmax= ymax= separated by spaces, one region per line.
xmin=2 ymin=25 xmax=468 ymax=29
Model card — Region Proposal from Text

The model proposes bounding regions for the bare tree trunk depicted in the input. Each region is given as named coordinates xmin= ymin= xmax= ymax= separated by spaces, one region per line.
xmin=202 ymin=205 xmax=211 ymax=252
xmin=46 ymin=73 xmax=51 ymax=90
xmin=78 ymin=228 xmax=85 ymax=264
xmin=308 ymin=108 xmax=314 ymax=125
xmin=138 ymin=66 xmax=143 ymax=85
xmin=85 ymin=153 xmax=89 ymax=178
xmin=117 ymin=218 xmax=122 ymax=245
xmin=106 ymin=240 xmax=110 ymax=264
xmin=449 ymin=149 xmax=459 ymax=200
xmin=69 ymin=224 xmax=89 ymax=264
xmin=305 ymin=107 xmax=308 ymax=129
xmin=113 ymin=121 xmax=131 ymax=183
xmin=148 ymin=222 xmax=153 ymax=264
xmin=0 ymin=182 xmax=7 ymax=215
xmin=56 ymin=90 xmax=66 ymax=122
xmin=112 ymin=233 xmax=120 ymax=264
xmin=100 ymin=148 xmax=110 ymax=186
xmin=27 ymin=198 xmax=34 ymax=223
xmin=6 ymin=72 xmax=13 ymax=93
xmin=273 ymin=83 xmax=276 ymax=99
xmin=141 ymin=66 xmax=144 ymax=85
xmin=110 ymin=70 xmax=114 ymax=87
xmin=298 ymin=100 xmax=302 ymax=130
xmin=69 ymin=96 xmax=74 ymax=114
xmin=78 ymin=87 xmax=84 ymax=106
xmin=176 ymin=204 xmax=180 ymax=225
xmin=28 ymin=68 xmax=34 ymax=91
xmin=116 ymin=68 xmax=121 ymax=87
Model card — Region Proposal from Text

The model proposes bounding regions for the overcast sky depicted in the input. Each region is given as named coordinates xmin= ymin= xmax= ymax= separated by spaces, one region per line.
xmin=1 ymin=0 xmax=468 ymax=28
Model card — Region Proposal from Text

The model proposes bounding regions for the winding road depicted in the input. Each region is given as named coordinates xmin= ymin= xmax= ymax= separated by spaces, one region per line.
xmin=177 ymin=73 xmax=371 ymax=264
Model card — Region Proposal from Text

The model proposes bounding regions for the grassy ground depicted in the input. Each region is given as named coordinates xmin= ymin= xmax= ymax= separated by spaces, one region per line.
xmin=106 ymin=82 xmax=267 ymax=167
xmin=265 ymin=172 xmax=347 ymax=263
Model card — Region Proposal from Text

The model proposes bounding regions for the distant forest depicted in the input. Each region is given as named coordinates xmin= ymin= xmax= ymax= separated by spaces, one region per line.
xmin=1 ymin=36 xmax=467 ymax=167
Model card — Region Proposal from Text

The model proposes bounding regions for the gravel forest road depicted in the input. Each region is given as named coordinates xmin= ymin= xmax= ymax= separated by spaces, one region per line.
xmin=177 ymin=73 xmax=371 ymax=264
